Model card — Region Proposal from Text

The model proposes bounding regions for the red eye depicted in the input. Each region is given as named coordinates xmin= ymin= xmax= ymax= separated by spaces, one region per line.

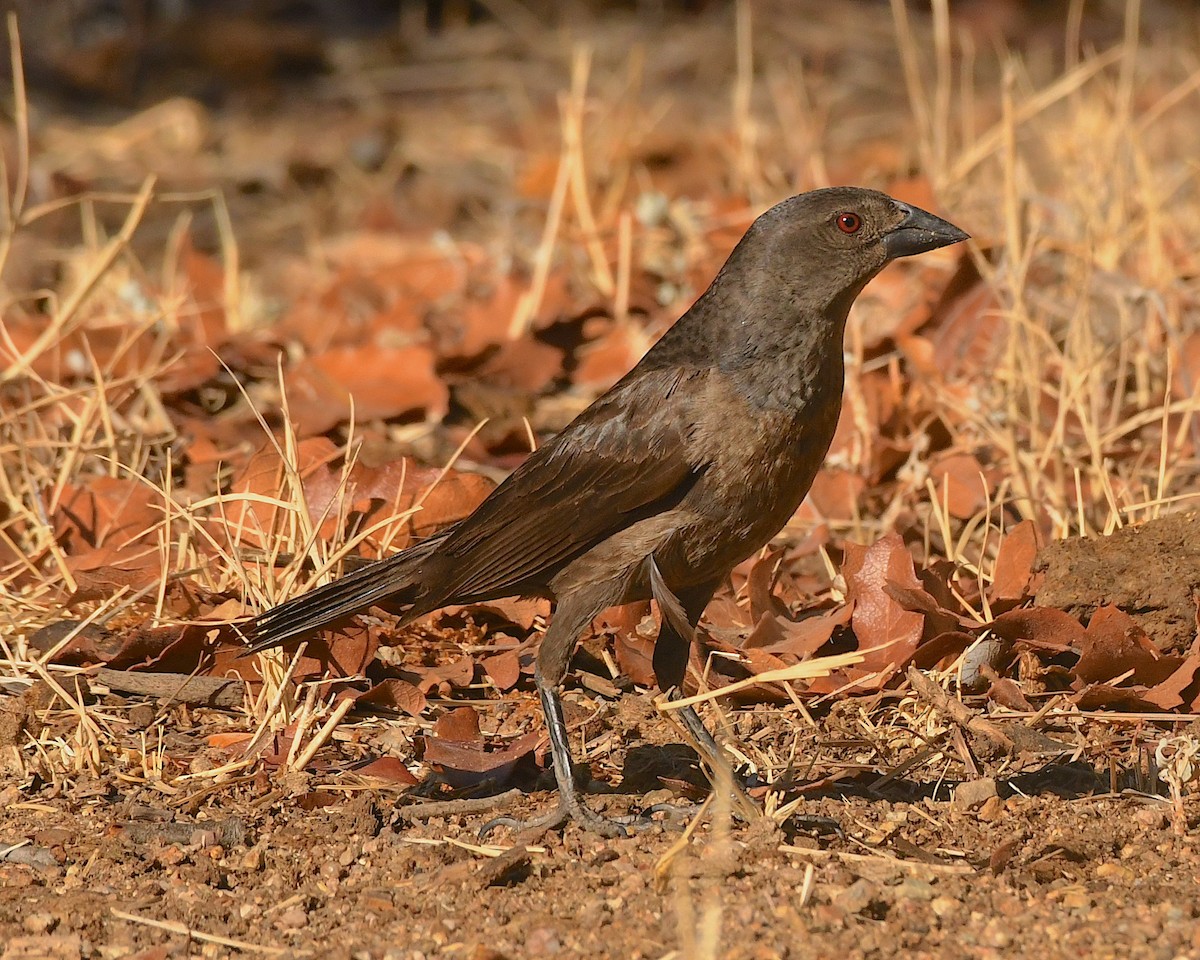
xmin=836 ymin=212 xmax=862 ymax=234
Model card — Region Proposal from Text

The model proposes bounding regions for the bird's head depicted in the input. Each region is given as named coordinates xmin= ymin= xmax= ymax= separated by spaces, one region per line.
xmin=726 ymin=186 xmax=969 ymax=313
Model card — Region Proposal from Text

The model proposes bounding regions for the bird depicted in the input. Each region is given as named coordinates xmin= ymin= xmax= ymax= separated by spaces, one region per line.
xmin=246 ymin=186 xmax=969 ymax=836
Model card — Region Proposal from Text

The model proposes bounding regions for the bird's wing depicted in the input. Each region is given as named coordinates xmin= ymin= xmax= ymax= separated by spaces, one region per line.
xmin=433 ymin=366 xmax=708 ymax=601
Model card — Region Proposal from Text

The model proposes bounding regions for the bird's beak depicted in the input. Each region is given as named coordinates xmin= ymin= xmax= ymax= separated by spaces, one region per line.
xmin=883 ymin=202 xmax=970 ymax=259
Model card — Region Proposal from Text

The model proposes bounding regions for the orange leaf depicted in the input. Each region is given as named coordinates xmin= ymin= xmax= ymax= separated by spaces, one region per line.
xmin=842 ymin=534 xmax=924 ymax=674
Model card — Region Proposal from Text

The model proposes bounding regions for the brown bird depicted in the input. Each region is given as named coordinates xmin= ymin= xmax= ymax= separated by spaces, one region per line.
xmin=247 ymin=187 xmax=968 ymax=835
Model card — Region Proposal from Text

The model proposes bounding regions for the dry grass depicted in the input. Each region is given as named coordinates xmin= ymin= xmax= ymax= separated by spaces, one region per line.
xmin=1 ymin=3 xmax=1198 ymax=924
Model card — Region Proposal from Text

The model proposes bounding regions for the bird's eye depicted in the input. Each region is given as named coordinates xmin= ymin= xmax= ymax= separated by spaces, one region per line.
xmin=836 ymin=212 xmax=862 ymax=234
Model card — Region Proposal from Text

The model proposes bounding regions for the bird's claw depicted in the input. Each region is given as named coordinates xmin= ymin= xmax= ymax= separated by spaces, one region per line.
xmin=478 ymin=798 xmax=630 ymax=841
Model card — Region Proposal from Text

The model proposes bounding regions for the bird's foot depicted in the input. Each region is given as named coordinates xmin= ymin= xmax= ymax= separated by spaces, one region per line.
xmin=479 ymin=794 xmax=632 ymax=840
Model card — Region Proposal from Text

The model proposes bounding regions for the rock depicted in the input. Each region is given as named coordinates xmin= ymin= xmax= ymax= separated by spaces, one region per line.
xmin=276 ymin=907 xmax=308 ymax=929
xmin=977 ymin=795 xmax=1005 ymax=821
xmin=953 ymin=778 xmax=998 ymax=811
xmin=22 ymin=913 xmax=57 ymax=934
xmin=931 ymin=895 xmax=961 ymax=917
xmin=894 ymin=878 xmax=935 ymax=901
xmin=833 ymin=878 xmax=879 ymax=915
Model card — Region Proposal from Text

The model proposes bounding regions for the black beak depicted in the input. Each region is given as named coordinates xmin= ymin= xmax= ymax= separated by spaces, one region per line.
xmin=883 ymin=202 xmax=970 ymax=260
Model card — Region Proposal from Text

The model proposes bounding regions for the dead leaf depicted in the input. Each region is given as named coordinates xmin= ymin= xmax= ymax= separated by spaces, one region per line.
xmin=356 ymin=678 xmax=427 ymax=717
xmin=421 ymin=729 xmax=541 ymax=786
xmin=355 ymin=756 xmax=419 ymax=785
xmin=283 ymin=344 xmax=448 ymax=435
xmin=991 ymin=520 xmax=1041 ymax=603
xmin=435 ymin=707 xmax=482 ymax=743
xmin=842 ymin=534 xmax=925 ymax=674
xmin=482 ymin=650 xmax=522 ymax=691
xmin=929 ymin=452 xmax=990 ymax=520
xmin=1075 ymin=606 xmax=1180 ymax=687
xmin=991 ymin=607 xmax=1087 ymax=652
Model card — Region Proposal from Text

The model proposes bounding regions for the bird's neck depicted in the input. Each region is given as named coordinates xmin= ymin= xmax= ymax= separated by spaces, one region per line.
xmin=649 ymin=277 xmax=862 ymax=412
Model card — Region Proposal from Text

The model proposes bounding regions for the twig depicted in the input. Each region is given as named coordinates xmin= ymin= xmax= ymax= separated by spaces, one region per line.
xmin=110 ymin=908 xmax=293 ymax=955
xmin=779 ymin=844 xmax=975 ymax=876
xmin=396 ymin=788 xmax=523 ymax=821
xmin=92 ymin=668 xmax=244 ymax=709
xmin=906 ymin=666 xmax=1069 ymax=754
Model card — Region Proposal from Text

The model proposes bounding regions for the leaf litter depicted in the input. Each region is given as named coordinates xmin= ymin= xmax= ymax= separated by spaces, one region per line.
xmin=3 ymin=2 xmax=1200 ymax=958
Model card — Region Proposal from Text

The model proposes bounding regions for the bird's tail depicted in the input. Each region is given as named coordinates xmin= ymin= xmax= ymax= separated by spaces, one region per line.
xmin=244 ymin=534 xmax=446 ymax=654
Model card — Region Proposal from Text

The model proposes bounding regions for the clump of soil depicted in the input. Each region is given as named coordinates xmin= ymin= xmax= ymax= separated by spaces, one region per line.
xmin=1035 ymin=512 xmax=1200 ymax=652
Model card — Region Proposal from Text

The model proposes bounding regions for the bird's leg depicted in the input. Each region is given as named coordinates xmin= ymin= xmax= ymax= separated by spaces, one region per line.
xmin=648 ymin=574 xmax=759 ymax=823
xmin=649 ymin=572 xmax=842 ymax=836
xmin=481 ymin=585 xmax=632 ymax=839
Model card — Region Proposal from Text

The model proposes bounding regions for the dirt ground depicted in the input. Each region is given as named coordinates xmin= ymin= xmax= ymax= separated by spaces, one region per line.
xmin=5 ymin=1 xmax=1200 ymax=958
xmin=2 ymin=704 xmax=1199 ymax=960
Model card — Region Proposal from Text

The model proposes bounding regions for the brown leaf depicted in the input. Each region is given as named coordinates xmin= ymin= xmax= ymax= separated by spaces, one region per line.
xmin=355 ymin=756 xmax=419 ymax=785
xmin=741 ymin=604 xmax=852 ymax=660
xmin=290 ymin=624 xmax=379 ymax=680
xmin=421 ymin=729 xmax=541 ymax=785
xmin=53 ymin=477 xmax=164 ymax=556
xmin=416 ymin=655 xmax=476 ymax=694
xmin=747 ymin=549 xmax=790 ymax=623
xmin=356 ymin=678 xmax=427 ymax=717
xmin=1143 ymin=656 xmax=1200 ymax=711
xmin=603 ymin=601 xmax=656 ymax=688
xmin=986 ymin=677 xmax=1035 ymax=711
xmin=990 ymin=607 xmax=1087 ymax=652
xmin=805 ymin=469 xmax=865 ymax=522
xmin=573 ymin=323 xmax=646 ymax=392
xmin=1075 ymin=606 xmax=1180 ymax=687
xmin=907 ymin=630 xmax=976 ymax=671
xmin=929 ymin=452 xmax=990 ymax=520
xmin=989 ymin=838 xmax=1020 ymax=874
xmin=482 ymin=650 xmax=522 ymax=691
xmin=283 ymin=344 xmax=448 ymax=436
xmin=842 ymin=534 xmax=925 ymax=673
xmin=476 ymin=338 xmax=564 ymax=394
xmin=1072 ymin=683 xmax=1157 ymax=711
xmin=990 ymin=520 xmax=1041 ymax=603
xmin=435 ymin=706 xmax=483 ymax=743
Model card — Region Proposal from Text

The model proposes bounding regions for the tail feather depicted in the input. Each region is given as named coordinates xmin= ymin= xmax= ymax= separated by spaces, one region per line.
xmin=245 ymin=535 xmax=445 ymax=653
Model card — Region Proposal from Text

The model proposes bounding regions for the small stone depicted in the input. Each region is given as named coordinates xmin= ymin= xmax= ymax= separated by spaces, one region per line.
xmin=895 ymin=878 xmax=935 ymax=901
xmin=1135 ymin=806 xmax=1169 ymax=830
xmin=524 ymin=926 xmax=561 ymax=955
xmin=1096 ymin=862 xmax=1132 ymax=881
xmin=23 ymin=912 xmax=57 ymax=934
xmin=320 ymin=861 xmax=343 ymax=881
xmin=982 ymin=919 xmax=1011 ymax=948
xmin=931 ymin=896 xmax=960 ymax=917
xmin=833 ymin=878 xmax=878 ymax=915
xmin=240 ymin=846 xmax=264 ymax=872
xmin=127 ymin=704 xmax=155 ymax=729
xmin=1062 ymin=890 xmax=1092 ymax=910
xmin=276 ymin=907 xmax=308 ymax=929
xmin=977 ymin=795 xmax=1005 ymax=822
xmin=952 ymin=778 xmax=998 ymax=812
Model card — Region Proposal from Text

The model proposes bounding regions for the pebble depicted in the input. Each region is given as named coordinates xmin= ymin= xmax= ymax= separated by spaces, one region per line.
xmin=276 ymin=907 xmax=308 ymax=929
xmin=953 ymin=778 xmax=998 ymax=812
xmin=1135 ymin=806 xmax=1169 ymax=830
xmin=524 ymin=926 xmax=562 ymax=955
xmin=931 ymin=896 xmax=961 ymax=917
xmin=1096 ymin=862 xmax=1133 ymax=881
xmin=23 ymin=912 xmax=57 ymax=934
xmin=833 ymin=878 xmax=878 ymax=915
xmin=977 ymin=795 xmax=1005 ymax=822
xmin=240 ymin=846 xmax=264 ymax=872
xmin=895 ymin=878 xmax=935 ymax=901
